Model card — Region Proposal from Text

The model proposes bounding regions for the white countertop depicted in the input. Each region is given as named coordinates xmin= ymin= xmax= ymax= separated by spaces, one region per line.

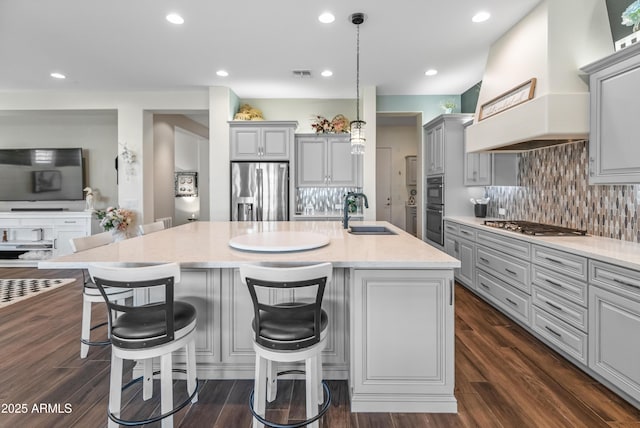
xmin=446 ymin=216 xmax=640 ymax=271
xmin=40 ymin=221 xmax=459 ymax=269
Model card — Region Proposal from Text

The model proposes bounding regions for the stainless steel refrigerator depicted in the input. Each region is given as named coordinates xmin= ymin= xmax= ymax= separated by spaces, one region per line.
xmin=230 ymin=162 xmax=289 ymax=221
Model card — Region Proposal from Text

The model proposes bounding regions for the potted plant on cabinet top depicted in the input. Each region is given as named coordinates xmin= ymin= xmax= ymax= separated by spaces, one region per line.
xmin=441 ymin=100 xmax=456 ymax=114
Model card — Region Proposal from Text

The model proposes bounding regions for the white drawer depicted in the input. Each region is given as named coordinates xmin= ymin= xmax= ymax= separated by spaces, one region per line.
xmin=0 ymin=218 xmax=20 ymax=226
xmin=532 ymin=244 xmax=587 ymax=281
xmin=532 ymin=286 xmax=588 ymax=332
xmin=477 ymin=230 xmax=531 ymax=260
xmin=53 ymin=218 xmax=88 ymax=226
xmin=458 ymin=225 xmax=476 ymax=241
xmin=476 ymin=270 xmax=530 ymax=325
xmin=590 ymin=260 xmax=640 ymax=302
xmin=532 ymin=307 xmax=587 ymax=365
xmin=532 ymin=265 xmax=587 ymax=307
xmin=477 ymin=245 xmax=530 ymax=294
xmin=444 ymin=221 xmax=459 ymax=236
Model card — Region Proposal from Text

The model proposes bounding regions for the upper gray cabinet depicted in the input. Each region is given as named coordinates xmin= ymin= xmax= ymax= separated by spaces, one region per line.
xmin=296 ymin=134 xmax=360 ymax=187
xmin=463 ymin=120 xmax=518 ymax=187
xmin=582 ymin=43 xmax=640 ymax=184
xmin=424 ymin=114 xmax=473 ymax=177
xmin=229 ymin=121 xmax=297 ymax=161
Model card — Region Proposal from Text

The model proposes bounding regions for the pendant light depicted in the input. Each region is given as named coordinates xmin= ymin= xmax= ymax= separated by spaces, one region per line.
xmin=350 ymin=13 xmax=366 ymax=155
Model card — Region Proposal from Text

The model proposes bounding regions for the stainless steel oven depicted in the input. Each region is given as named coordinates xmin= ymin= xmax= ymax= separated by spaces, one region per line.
xmin=426 ymin=176 xmax=444 ymax=205
xmin=426 ymin=204 xmax=444 ymax=246
xmin=425 ymin=176 xmax=444 ymax=246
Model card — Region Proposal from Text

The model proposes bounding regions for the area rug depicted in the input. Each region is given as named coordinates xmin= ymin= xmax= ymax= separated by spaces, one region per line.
xmin=0 ymin=278 xmax=76 ymax=308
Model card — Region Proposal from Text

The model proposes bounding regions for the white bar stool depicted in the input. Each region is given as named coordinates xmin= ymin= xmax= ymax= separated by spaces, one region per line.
xmin=70 ymin=232 xmax=133 ymax=358
xmin=138 ymin=220 xmax=165 ymax=236
xmin=89 ymin=263 xmax=198 ymax=428
xmin=240 ymin=262 xmax=333 ymax=428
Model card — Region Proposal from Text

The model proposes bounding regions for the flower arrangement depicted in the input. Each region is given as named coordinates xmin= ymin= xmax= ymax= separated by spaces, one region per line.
xmin=94 ymin=207 xmax=134 ymax=232
xmin=311 ymin=114 xmax=350 ymax=134
xmin=441 ymin=100 xmax=456 ymax=113
xmin=622 ymin=0 xmax=640 ymax=32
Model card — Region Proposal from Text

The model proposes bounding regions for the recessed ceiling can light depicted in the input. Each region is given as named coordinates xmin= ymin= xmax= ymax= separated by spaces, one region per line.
xmin=50 ymin=72 xmax=66 ymax=79
xmin=321 ymin=70 xmax=333 ymax=77
xmin=425 ymin=69 xmax=438 ymax=76
xmin=318 ymin=12 xmax=335 ymax=23
xmin=216 ymin=70 xmax=229 ymax=77
xmin=472 ymin=11 xmax=491 ymax=23
xmin=166 ymin=13 xmax=184 ymax=24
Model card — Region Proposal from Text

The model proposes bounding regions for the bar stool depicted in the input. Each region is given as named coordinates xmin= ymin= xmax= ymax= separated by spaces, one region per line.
xmin=240 ymin=262 xmax=333 ymax=428
xmin=138 ymin=220 xmax=165 ymax=235
xmin=88 ymin=263 xmax=198 ymax=428
xmin=70 ymin=232 xmax=134 ymax=358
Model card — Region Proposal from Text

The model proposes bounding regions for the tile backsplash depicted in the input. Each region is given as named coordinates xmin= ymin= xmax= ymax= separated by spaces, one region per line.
xmin=296 ymin=187 xmax=362 ymax=215
xmin=486 ymin=141 xmax=640 ymax=242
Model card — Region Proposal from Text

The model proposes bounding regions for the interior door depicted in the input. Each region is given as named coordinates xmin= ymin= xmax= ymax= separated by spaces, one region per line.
xmin=376 ymin=147 xmax=392 ymax=222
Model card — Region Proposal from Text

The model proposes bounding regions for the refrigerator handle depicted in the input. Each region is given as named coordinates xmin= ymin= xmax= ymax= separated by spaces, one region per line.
xmin=256 ymin=168 xmax=263 ymax=221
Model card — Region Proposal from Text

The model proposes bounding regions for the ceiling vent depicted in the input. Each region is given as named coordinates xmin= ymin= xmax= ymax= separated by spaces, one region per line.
xmin=292 ymin=70 xmax=312 ymax=78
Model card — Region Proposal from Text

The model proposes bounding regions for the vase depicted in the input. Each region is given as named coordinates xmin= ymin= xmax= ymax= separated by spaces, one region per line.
xmin=111 ymin=229 xmax=128 ymax=242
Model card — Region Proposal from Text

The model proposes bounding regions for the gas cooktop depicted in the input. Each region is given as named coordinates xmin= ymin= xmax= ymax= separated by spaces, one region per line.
xmin=483 ymin=220 xmax=587 ymax=236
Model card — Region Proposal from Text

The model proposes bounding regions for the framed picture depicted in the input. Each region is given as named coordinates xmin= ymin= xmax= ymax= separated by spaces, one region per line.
xmin=175 ymin=171 xmax=198 ymax=197
xmin=478 ymin=78 xmax=536 ymax=121
xmin=33 ymin=170 xmax=62 ymax=193
xmin=606 ymin=0 xmax=640 ymax=50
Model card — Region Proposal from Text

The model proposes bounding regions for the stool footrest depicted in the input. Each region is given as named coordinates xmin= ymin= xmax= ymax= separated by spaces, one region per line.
xmin=249 ymin=373 xmax=331 ymax=428
xmin=108 ymin=369 xmax=199 ymax=427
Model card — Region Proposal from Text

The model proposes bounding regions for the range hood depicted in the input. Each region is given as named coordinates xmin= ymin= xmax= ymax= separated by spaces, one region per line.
xmin=466 ymin=0 xmax=614 ymax=152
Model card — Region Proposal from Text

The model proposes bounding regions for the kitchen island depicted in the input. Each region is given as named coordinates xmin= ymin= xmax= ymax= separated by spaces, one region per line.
xmin=40 ymin=221 xmax=459 ymax=413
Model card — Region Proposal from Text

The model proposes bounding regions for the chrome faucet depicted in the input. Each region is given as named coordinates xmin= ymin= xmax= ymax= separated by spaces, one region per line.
xmin=343 ymin=192 xmax=369 ymax=229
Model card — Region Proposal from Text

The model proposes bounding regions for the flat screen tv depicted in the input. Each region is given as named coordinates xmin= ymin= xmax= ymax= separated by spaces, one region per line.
xmin=0 ymin=148 xmax=84 ymax=201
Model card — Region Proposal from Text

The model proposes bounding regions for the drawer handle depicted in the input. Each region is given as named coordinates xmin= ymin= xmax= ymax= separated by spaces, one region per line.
xmin=544 ymin=278 xmax=566 ymax=290
xmin=612 ymin=277 xmax=640 ymax=290
xmin=480 ymin=257 xmax=490 ymax=264
xmin=544 ymin=326 xmax=562 ymax=338
xmin=480 ymin=282 xmax=490 ymax=290
xmin=505 ymin=297 xmax=518 ymax=307
xmin=544 ymin=256 xmax=566 ymax=266
xmin=460 ymin=230 xmax=471 ymax=235
xmin=545 ymin=301 xmax=563 ymax=312
xmin=64 ymin=220 xmax=76 ymax=224
xmin=504 ymin=268 xmax=517 ymax=276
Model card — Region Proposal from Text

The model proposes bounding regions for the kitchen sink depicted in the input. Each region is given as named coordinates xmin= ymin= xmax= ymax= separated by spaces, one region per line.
xmin=348 ymin=225 xmax=397 ymax=235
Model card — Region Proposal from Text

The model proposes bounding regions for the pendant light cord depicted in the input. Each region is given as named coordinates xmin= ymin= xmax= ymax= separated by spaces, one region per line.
xmin=355 ymin=22 xmax=361 ymax=122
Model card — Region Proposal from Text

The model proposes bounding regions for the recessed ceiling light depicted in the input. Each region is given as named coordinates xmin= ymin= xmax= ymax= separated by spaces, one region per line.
xmin=424 ymin=69 xmax=438 ymax=76
xmin=321 ymin=70 xmax=333 ymax=77
xmin=166 ymin=13 xmax=184 ymax=24
xmin=472 ymin=11 xmax=490 ymax=23
xmin=50 ymin=72 xmax=66 ymax=79
xmin=216 ymin=70 xmax=229 ymax=77
xmin=318 ymin=12 xmax=335 ymax=24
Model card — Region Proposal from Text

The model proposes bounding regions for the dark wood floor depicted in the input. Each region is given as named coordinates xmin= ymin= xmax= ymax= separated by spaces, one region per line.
xmin=1 ymin=267 xmax=639 ymax=427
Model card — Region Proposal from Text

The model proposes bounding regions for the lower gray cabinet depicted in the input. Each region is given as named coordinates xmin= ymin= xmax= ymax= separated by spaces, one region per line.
xmin=589 ymin=261 xmax=640 ymax=403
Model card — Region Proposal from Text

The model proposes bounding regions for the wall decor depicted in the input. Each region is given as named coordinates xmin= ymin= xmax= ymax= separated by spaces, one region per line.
xmin=606 ymin=0 xmax=640 ymax=50
xmin=478 ymin=78 xmax=536 ymax=121
xmin=175 ymin=171 xmax=198 ymax=197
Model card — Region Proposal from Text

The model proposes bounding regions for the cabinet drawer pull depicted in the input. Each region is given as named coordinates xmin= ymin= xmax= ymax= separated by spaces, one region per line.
xmin=460 ymin=230 xmax=471 ymax=235
xmin=544 ymin=326 xmax=562 ymax=338
xmin=544 ymin=278 xmax=566 ymax=290
xmin=544 ymin=256 xmax=566 ymax=266
xmin=479 ymin=257 xmax=490 ymax=264
xmin=612 ymin=277 xmax=640 ymax=290
xmin=504 ymin=268 xmax=517 ymax=276
xmin=64 ymin=220 xmax=76 ymax=224
xmin=545 ymin=301 xmax=563 ymax=312
xmin=480 ymin=282 xmax=490 ymax=290
xmin=505 ymin=297 xmax=518 ymax=307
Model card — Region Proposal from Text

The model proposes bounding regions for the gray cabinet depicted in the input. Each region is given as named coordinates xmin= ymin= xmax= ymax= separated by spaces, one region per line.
xmin=296 ymin=134 xmax=360 ymax=187
xmin=229 ymin=121 xmax=297 ymax=161
xmin=405 ymin=155 xmax=417 ymax=186
xmin=405 ymin=205 xmax=417 ymax=236
xmin=582 ymin=43 xmax=640 ymax=183
xmin=589 ymin=260 xmax=640 ymax=403
xmin=443 ymin=221 xmax=475 ymax=289
xmin=463 ymin=120 xmax=518 ymax=186
xmin=425 ymin=122 xmax=444 ymax=176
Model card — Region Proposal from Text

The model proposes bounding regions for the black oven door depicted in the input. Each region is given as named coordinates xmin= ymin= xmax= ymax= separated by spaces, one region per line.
xmin=426 ymin=176 xmax=443 ymax=205
xmin=426 ymin=204 xmax=443 ymax=246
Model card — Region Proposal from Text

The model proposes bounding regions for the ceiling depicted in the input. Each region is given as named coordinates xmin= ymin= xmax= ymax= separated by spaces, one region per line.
xmin=0 ymin=0 xmax=541 ymax=99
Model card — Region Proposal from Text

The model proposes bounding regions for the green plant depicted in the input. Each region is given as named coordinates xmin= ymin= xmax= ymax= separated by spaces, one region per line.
xmin=441 ymin=100 xmax=456 ymax=110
